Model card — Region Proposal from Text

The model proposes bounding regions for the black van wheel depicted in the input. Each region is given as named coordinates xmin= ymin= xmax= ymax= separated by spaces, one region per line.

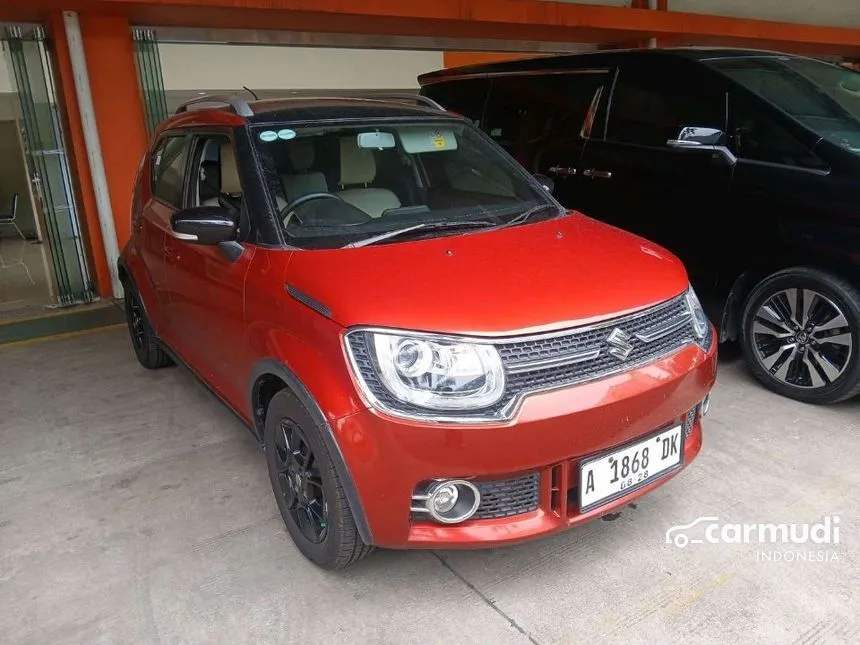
xmin=740 ymin=267 xmax=860 ymax=404
xmin=124 ymin=287 xmax=173 ymax=369
xmin=264 ymin=389 xmax=373 ymax=569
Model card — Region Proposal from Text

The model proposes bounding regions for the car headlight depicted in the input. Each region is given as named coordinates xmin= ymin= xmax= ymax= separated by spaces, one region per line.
xmin=345 ymin=330 xmax=506 ymax=414
xmin=684 ymin=286 xmax=713 ymax=350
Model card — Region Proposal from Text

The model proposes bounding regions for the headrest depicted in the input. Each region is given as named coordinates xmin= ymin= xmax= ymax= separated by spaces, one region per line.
xmin=339 ymin=137 xmax=376 ymax=185
xmin=288 ymin=140 xmax=315 ymax=172
xmin=220 ymin=140 xmax=241 ymax=195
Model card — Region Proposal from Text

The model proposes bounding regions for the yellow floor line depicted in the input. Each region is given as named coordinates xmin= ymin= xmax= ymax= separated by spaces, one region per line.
xmin=0 ymin=323 xmax=125 ymax=350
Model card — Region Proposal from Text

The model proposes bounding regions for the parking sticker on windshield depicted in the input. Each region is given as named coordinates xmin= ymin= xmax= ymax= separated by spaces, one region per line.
xmin=430 ymin=129 xmax=447 ymax=149
xmin=277 ymin=129 xmax=297 ymax=140
xmin=259 ymin=130 xmax=278 ymax=142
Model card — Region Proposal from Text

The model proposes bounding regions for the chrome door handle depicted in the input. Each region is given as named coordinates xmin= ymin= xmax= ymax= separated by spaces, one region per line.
xmin=548 ymin=166 xmax=577 ymax=176
xmin=583 ymin=169 xmax=612 ymax=179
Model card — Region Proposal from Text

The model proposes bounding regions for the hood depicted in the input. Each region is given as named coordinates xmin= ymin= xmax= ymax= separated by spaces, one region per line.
xmin=284 ymin=213 xmax=689 ymax=336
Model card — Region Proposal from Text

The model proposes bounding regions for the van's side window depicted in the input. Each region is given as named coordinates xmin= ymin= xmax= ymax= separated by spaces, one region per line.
xmin=482 ymin=72 xmax=608 ymax=169
xmin=729 ymin=97 xmax=827 ymax=171
xmin=607 ymin=68 xmax=725 ymax=148
xmin=150 ymin=135 xmax=189 ymax=207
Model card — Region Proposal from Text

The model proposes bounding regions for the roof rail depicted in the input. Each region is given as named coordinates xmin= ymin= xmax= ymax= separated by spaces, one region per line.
xmin=175 ymin=94 xmax=254 ymax=117
xmin=362 ymin=93 xmax=445 ymax=111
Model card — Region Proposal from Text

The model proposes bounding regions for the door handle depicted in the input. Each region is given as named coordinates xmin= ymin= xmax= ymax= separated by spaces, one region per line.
xmin=583 ymin=169 xmax=612 ymax=179
xmin=548 ymin=166 xmax=577 ymax=176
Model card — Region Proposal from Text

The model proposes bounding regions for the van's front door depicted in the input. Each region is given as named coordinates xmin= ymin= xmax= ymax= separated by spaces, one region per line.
xmin=574 ymin=60 xmax=733 ymax=315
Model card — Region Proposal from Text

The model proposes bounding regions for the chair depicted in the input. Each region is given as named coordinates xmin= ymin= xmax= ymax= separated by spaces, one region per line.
xmin=0 ymin=193 xmax=23 ymax=240
xmin=0 ymin=193 xmax=34 ymax=285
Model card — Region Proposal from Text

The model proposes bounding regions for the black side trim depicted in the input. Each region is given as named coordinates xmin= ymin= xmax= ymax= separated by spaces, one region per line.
xmin=286 ymin=284 xmax=332 ymax=319
xmin=248 ymin=358 xmax=373 ymax=545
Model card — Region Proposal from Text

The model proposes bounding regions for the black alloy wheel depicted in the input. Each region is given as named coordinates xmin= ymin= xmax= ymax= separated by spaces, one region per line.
xmin=273 ymin=420 xmax=328 ymax=544
xmin=263 ymin=389 xmax=373 ymax=569
xmin=741 ymin=267 xmax=860 ymax=404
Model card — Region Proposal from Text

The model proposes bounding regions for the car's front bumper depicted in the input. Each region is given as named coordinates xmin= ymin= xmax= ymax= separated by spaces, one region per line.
xmin=332 ymin=338 xmax=717 ymax=549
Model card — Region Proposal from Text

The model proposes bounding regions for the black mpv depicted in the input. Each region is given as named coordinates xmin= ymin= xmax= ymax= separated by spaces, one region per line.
xmin=420 ymin=48 xmax=860 ymax=404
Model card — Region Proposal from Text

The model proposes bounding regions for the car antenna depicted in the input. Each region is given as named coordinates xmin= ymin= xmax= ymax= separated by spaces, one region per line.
xmin=243 ymin=86 xmax=260 ymax=100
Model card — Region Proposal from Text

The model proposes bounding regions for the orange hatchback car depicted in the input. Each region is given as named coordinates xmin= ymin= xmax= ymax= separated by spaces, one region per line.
xmin=119 ymin=94 xmax=717 ymax=568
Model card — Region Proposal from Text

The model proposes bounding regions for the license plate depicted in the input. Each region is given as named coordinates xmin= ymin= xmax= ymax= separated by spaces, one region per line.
xmin=579 ymin=425 xmax=683 ymax=511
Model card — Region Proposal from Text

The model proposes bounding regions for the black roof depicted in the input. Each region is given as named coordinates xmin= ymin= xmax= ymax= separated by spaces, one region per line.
xmin=418 ymin=46 xmax=809 ymax=84
xmin=246 ymin=97 xmax=452 ymax=124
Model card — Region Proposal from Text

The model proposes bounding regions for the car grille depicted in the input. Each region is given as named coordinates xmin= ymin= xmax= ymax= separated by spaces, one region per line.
xmin=473 ymin=473 xmax=540 ymax=520
xmin=346 ymin=293 xmax=694 ymax=420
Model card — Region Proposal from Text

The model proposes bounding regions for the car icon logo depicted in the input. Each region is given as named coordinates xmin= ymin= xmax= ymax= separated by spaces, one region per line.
xmin=665 ymin=516 xmax=720 ymax=548
xmin=606 ymin=328 xmax=633 ymax=361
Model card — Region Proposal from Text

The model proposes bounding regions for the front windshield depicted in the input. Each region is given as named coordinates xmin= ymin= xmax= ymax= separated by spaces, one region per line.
xmin=706 ymin=56 xmax=860 ymax=154
xmin=251 ymin=119 xmax=559 ymax=249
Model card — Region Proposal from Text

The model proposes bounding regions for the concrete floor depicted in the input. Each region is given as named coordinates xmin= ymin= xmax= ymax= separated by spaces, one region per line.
xmin=1 ymin=328 xmax=858 ymax=644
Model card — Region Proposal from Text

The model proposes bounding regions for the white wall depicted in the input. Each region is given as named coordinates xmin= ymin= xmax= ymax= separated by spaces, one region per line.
xmin=550 ymin=0 xmax=860 ymax=29
xmin=158 ymin=44 xmax=444 ymax=91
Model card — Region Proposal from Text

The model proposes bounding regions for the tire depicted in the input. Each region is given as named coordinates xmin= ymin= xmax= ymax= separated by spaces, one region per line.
xmin=740 ymin=267 xmax=860 ymax=404
xmin=123 ymin=286 xmax=174 ymax=369
xmin=264 ymin=389 xmax=373 ymax=569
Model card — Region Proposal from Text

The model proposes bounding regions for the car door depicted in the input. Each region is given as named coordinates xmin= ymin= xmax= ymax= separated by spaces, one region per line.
xmin=575 ymin=58 xmax=734 ymax=309
xmin=481 ymin=69 xmax=613 ymax=207
xmin=136 ymin=134 xmax=189 ymax=327
xmin=162 ymin=131 xmax=255 ymax=409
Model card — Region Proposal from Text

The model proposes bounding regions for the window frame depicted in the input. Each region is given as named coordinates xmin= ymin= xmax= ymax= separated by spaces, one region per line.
xmin=602 ymin=59 xmax=729 ymax=150
xmin=149 ymin=132 xmax=191 ymax=209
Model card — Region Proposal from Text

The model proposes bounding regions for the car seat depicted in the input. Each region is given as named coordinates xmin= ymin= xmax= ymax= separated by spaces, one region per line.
xmin=336 ymin=137 xmax=401 ymax=218
xmin=202 ymin=139 xmax=242 ymax=207
xmin=281 ymin=140 xmax=329 ymax=203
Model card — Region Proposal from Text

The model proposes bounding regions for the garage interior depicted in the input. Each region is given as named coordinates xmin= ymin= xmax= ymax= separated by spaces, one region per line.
xmin=2 ymin=0 xmax=860 ymax=643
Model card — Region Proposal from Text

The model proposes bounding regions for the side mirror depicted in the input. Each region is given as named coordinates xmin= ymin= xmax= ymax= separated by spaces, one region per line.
xmin=666 ymin=126 xmax=737 ymax=166
xmin=170 ymin=206 xmax=237 ymax=245
xmin=533 ymin=173 xmax=555 ymax=194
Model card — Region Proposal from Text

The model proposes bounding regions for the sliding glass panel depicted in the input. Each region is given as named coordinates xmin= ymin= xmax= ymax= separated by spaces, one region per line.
xmin=3 ymin=25 xmax=95 ymax=305
xmin=133 ymin=29 xmax=169 ymax=136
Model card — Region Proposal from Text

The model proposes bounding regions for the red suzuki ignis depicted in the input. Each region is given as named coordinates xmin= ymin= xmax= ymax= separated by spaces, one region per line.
xmin=119 ymin=94 xmax=717 ymax=569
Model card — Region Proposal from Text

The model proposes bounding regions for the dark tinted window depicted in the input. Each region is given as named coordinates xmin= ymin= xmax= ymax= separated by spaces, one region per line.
xmin=607 ymin=66 xmax=726 ymax=147
xmin=151 ymin=135 xmax=188 ymax=207
xmin=420 ymin=79 xmax=489 ymax=127
xmin=707 ymin=56 xmax=860 ymax=154
xmin=729 ymin=96 xmax=827 ymax=170
xmin=482 ymin=72 xmax=609 ymax=169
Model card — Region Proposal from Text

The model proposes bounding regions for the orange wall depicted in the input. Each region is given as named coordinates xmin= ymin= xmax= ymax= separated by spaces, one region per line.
xmin=443 ymin=51 xmax=547 ymax=68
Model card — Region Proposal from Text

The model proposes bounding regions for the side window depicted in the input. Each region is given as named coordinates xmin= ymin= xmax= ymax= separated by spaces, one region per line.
xmin=420 ymin=79 xmax=489 ymax=127
xmin=482 ymin=72 xmax=609 ymax=170
xmin=607 ymin=66 xmax=725 ymax=147
xmin=150 ymin=135 xmax=188 ymax=207
xmin=188 ymin=134 xmax=243 ymax=209
xmin=729 ymin=97 xmax=827 ymax=170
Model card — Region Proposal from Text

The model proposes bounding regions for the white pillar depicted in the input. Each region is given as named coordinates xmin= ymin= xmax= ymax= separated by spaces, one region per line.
xmin=62 ymin=11 xmax=124 ymax=298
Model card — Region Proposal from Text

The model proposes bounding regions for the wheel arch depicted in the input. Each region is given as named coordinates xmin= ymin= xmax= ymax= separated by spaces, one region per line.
xmin=720 ymin=252 xmax=860 ymax=343
xmin=248 ymin=358 xmax=373 ymax=545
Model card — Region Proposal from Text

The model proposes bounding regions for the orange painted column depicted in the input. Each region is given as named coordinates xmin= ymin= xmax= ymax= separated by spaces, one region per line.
xmin=48 ymin=13 xmax=112 ymax=298
xmin=77 ymin=14 xmax=149 ymax=251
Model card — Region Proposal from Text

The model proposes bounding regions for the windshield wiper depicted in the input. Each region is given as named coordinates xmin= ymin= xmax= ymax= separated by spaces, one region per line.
xmin=494 ymin=203 xmax=563 ymax=230
xmin=342 ymin=220 xmax=495 ymax=249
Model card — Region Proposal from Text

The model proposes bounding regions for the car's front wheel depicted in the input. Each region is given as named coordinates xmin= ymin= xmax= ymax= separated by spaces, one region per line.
xmin=740 ymin=267 xmax=860 ymax=404
xmin=264 ymin=389 xmax=373 ymax=569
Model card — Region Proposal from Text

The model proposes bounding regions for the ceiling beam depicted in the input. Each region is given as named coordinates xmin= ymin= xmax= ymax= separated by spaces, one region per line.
xmin=5 ymin=0 xmax=860 ymax=57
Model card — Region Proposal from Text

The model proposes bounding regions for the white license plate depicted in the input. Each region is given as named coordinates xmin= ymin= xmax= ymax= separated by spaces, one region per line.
xmin=579 ymin=425 xmax=683 ymax=511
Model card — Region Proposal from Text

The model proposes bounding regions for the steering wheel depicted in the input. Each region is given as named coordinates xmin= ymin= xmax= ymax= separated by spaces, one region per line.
xmin=280 ymin=192 xmax=343 ymax=216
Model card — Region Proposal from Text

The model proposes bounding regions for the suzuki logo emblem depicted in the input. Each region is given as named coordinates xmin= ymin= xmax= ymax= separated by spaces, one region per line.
xmin=606 ymin=328 xmax=634 ymax=361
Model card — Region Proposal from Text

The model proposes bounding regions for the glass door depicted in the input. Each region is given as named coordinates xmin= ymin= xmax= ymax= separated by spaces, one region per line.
xmin=133 ymin=28 xmax=169 ymax=137
xmin=3 ymin=24 xmax=95 ymax=306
